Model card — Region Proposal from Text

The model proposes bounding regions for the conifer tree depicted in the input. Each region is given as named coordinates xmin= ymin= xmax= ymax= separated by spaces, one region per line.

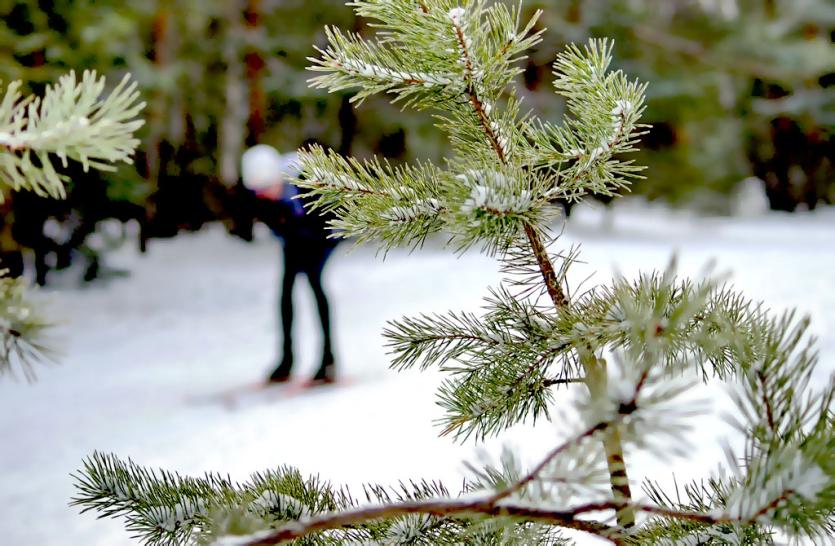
xmin=72 ymin=1 xmax=833 ymax=544
xmin=0 ymin=70 xmax=145 ymax=378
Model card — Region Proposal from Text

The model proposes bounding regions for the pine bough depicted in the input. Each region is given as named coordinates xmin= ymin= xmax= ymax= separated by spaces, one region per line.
xmin=0 ymin=70 xmax=145 ymax=378
xmin=71 ymin=1 xmax=833 ymax=544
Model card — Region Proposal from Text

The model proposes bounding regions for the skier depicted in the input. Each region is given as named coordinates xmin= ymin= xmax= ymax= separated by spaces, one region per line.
xmin=241 ymin=143 xmax=339 ymax=384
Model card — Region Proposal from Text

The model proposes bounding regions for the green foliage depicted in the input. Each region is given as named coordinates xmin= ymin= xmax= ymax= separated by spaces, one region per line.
xmin=0 ymin=274 xmax=51 ymax=380
xmin=72 ymin=1 xmax=833 ymax=545
xmin=0 ymin=70 xmax=144 ymax=376
xmin=73 ymin=452 xmax=566 ymax=546
xmin=0 ymin=70 xmax=144 ymax=199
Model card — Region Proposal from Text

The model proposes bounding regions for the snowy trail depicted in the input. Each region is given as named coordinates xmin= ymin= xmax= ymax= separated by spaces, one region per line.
xmin=1 ymin=202 xmax=833 ymax=545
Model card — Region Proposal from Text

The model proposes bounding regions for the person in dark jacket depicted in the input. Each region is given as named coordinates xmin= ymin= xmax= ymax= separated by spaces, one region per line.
xmin=242 ymin=144 xmax=339 ymax=384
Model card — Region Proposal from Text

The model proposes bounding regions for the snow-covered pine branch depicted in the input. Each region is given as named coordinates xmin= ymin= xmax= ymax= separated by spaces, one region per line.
xmin=526 ymin=39 xmax=648 ymax=202
xmin=298 ymin=145 xmax=450 ymax=250
xmin=0 ymin=70 xmax=145 ymax=199
xmin=73 ymin=1 xmax=833 ymax=544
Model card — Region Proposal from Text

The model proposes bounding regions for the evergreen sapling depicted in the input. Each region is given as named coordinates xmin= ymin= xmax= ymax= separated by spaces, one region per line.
xmin=72 ymin=1 xmax=833 ymax=544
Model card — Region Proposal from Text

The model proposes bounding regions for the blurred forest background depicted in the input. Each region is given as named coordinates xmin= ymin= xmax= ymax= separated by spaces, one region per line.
xmin=1 ymin=0 xmax=833 ymax=284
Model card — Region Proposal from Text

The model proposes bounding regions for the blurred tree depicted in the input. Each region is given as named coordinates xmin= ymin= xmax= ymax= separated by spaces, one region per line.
xmin=528 ymin=0 xmax=835 ymax=210
xmin=0 ymin=0 xmax=375 ymax=239
xmin=0 ymin=0 xmax=157 ymax=275
xmin=2 ymin=0 xmax=830 ymax=254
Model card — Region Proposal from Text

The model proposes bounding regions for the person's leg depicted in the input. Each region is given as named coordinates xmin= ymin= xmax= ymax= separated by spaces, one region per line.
xmin=269 ymin=247 xmax=300 ymax=382
xmin=306 ymin=246 xmax=335 ymax=382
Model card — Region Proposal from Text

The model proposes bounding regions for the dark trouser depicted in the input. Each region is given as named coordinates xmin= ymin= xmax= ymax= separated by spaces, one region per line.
xmin=279 ymin=240 xmax=335 ymax=366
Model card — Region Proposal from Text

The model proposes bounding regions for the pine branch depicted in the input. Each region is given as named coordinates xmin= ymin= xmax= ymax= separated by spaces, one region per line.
xmin=435 ymin=28 xmax=634 ymax=523
xmin=296 ymin=146 xmax=449 ymax=250
xmin=240 ymin=498 xmax=616 ymax=545
xmin=240 ymin=408 xmax=624 ymax=545
xmin=239 ymin=353 xmax=696 ymax=544
xmin=446 ymin=4 xmax=568 ymax=307
xmin=239 ymin=492 xmax=785 ymax=545
xmin=0 ymin=71 xmax=145 ymax=199
xmin=78 ymin=443 xmax=819 ymax=546
xmin=310 ymin=3 xmax=643 ymax=524
xmin=0 ymin=275 xmax=53 ymax=380
xmin=449 ymin=6 xmax=509 ymax=163
xmin=0 ymin=70 xmax=144 ymax=380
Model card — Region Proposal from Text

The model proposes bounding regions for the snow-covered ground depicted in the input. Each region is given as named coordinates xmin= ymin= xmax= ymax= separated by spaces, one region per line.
xmin=1 ymin=201 xmax=833 ymax=545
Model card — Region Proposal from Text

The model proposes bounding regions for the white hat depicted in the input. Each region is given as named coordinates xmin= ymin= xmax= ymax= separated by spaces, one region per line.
xmin=241 ymin=144 xmax=284 ymax=190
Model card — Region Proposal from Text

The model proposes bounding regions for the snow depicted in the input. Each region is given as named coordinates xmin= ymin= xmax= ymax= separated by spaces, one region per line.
xmin=1 ymin=199 xmax=833 ymax=545
xmin=448 ymin=7 xmax=466 ymax=25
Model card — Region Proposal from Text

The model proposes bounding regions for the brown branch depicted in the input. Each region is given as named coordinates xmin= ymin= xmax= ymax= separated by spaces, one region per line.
xmin=237 ymin=390 xmax=759 ymax=545
xmin=749 ymin=489 xmax=796 ymax=522
xmin=524 ymin=223 xmax=567 ymax=308
xmin=756 ymin=370 xmax=776 ymax=432
xmin=450 ymin=9 xmax=570 ymax=313
xmin=241 ymin=493 xmax=756 ymax=545
xmin=449 ymin=13 xmax=568 ymax=311
xmin=451 ymin=19 xmax=508 ymax=164
xmin=1 ymin=325 xmax=22 ymax=338
xmin=240 ymin=415 xmax=637 ymax=544
xmin=498 ymin=36 xmax=515 ymax=57
xmin=526 ymin=101 xmax=637 ymax=536
xmin=0 ymin=141 xmax=26 ymax=153
xmin=632 ymin=502 xmax=732 ymax=526
xmin=243 ymin=497 xmax=618 ymax=545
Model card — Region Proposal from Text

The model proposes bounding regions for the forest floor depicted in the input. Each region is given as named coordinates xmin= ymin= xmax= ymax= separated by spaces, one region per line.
xmin=1 ymin=199 xmax=833 ymax=545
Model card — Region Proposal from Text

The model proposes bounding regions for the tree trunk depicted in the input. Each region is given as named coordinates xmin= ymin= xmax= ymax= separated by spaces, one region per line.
xmin=244 ymin=0 xmax=266 ymax=146
xmin=220 ymin=0 xmax=248 ymax=185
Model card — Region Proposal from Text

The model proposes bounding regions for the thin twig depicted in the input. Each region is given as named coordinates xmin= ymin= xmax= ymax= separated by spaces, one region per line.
xmin=450 ymin=10 xmax=568 ymax=309
xmin=756 ymin=370 xmax=776 ymax=432
xmin=489 ymin=421 xmax=610 ymax=505
xmin=542 ymin=376 xmax=584 ymax=387
xmin=450 ymin=18 xmax=508 ymax=164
